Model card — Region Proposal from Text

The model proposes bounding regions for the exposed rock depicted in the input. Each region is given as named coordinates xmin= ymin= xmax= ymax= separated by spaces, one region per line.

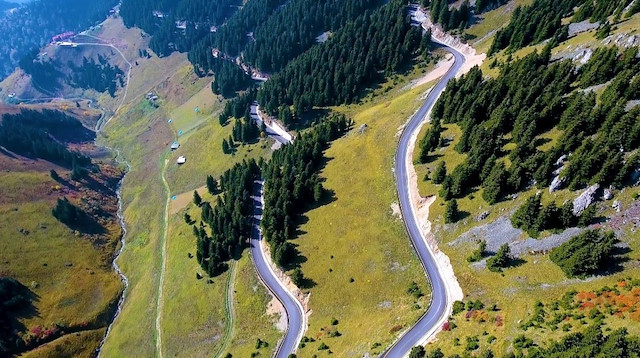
xmin=568 ymin=20 xmax=599 ymax=37
xmin=476 ymin=211 xmax=490 ymax=222
xmin=574 ymin=48 xmax=593 ymax=65
xmin=65 ymin=262 xmax=73 ymax=267
xmin=549 ymin=176 xmax=566 ymax=193
xmin=555 ymin=154 xmax=567 ymax=167
xmin=357 ymin=123 xmax=368 ymax=134
xmin=377 ymin=300 xmax=392 ymax=309
xmin=573 ymin=184 xmax=600 ymax=215
xmin=613 ymin=200 xmax=622 ymax=213
xmin=603 ymin=188 xmax=613 ymax=200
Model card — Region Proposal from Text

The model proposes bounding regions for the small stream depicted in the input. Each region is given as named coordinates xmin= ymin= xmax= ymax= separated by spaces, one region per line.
xmin=95 ymin=145 xmax=130 ymax=357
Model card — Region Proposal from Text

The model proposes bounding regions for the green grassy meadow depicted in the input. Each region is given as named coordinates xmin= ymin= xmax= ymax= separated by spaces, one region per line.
xmin=289 ymin=71 xmax=439 ymax=356
xmin=99 ymin=59 xmax=280 ymax=357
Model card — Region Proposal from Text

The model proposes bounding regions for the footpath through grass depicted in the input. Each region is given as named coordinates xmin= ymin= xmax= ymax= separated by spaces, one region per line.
xmin=100 ymin=62 xmax=280 ymax=357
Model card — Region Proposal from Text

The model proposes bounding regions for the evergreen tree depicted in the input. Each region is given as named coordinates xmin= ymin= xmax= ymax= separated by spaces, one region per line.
xmin=487 ymin=243 xmax=511 ymax=272
xmin=193 ymin=190 xmax=202 ymax=206
xmin=482 ymin=162 xmax=507 ymax=204
xmin=206 ymin=175 xmax=219 ymax=194
xmin=222 ymin=138 xmax=230 ymax=154
xmin=445 ymin=199 xmax=459 ymax=224
xmin=433 ymin=161 xmax=447 ymax=184
xmin=467 ymin=240 xmax=487 ymax=262
xmin=419 ymin=118 xmax=443 ymax=163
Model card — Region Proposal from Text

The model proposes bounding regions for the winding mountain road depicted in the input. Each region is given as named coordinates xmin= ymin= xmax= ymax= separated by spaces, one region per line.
xmin=250 ymin=180 xmax=306 ymax=357
xmin=383 ymin=41 xmax=465 ymax=357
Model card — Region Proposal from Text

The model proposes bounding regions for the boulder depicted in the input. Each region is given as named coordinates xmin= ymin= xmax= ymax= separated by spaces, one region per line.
xmin=555 ymin=154 xmax=567 ymax=167
xmin=612 ymin=200 xmax=622 ymax=213
xmin=549 ymin=176 xmax=565 ymax=193
xmin=476 ymin=211 xmax=490 ymax=222
xmin=603 ymin=188 xmax=613 ymax=200
xmin=573 ymin=184 xmax=600 ymax=215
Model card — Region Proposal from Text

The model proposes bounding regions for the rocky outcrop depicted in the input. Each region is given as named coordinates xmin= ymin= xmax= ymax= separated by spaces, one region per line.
xmin=613 ymin=200 xmax=622 ymax=213
xmin=550 ymin=176 xmax=566 ymax=193
xmin=573 ymin=184 xmax=600 ymax=215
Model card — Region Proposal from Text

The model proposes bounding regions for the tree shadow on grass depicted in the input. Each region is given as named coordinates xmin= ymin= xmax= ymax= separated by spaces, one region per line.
xmin=595 ymin=245 xmax=631 ymax=276
xmin=456 ymin=210 xmax=471 ymax=222
xmin=298 ymin=275 xmax=317 ymax=290
xmin=508 ymin=257 xmax=527 ymax=269
xmin=417 ymin=153 xmax=443 ymax=164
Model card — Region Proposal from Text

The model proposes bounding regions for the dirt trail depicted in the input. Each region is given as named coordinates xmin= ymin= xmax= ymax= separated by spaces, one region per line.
xmin=213 ymin=261 xmax=237 ymax=358
xmin=155 ymin=158 xmax=171 ymax=358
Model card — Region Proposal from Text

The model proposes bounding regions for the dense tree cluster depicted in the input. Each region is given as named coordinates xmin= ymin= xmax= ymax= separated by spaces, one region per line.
xmin=17 ymin=48 xmax=63 ymax=94
xmin=550 ymin=229 xmax=618 ymax=278
xmin=488 ymin=0 xmax=577 ymax=54
xmin=428 ymin=0 xmax=472 ymax=32
xmin=69 ymin=55 xmax=125 ymax=96
xmin=0 ymin=278 xmax=31 ymax=354
xmin=193 ymin=160 xmax=259 ymax=276
xmin=208 ymin=58 xmax=250 ymax=98
xmin=573 ymin=0 xmax=637 ymax=22
xmin=258 ymin=0 xmax=424 ymax=116
xmin=474 ymin=0 xmax=510 ymax=14
xmin=218 ymin=89 xmax=257 ymax=126
xmin=424 ymin=47 xmax=640 ymax=212
xmin=189 ymin=0 xmax=285 ymax=65
xmin=510 ymin=193 xmax=594 ymax=238
xmin=0 ymin=110 xmax=92 ymax=169
xmin=243 ymin=0 xmax=384 ymax=73
xmin=0 ymin=0 xmax=117 ymax=79
xmin=577 ymin=46 xmax=638 ymax=88
xmin=490 ymin=0 xmax=639 ymax=55
xmin=120 ymin=0 xmax=239 ymax=56
xmin=262 ymin=115 xmax=352 ymax=266
xmin=231 ymin=114 xmax=260 ymax=145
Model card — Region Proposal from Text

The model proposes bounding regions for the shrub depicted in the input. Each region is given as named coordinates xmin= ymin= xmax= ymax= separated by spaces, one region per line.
xmin=453 ymin=300 xmax=465 ymax=315
xmin=409 ymin=345 xmax=426 ymax=358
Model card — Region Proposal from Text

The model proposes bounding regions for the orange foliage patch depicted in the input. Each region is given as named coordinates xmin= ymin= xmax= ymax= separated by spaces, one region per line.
xmin=574 ymin=284 xmax=640 ymax=322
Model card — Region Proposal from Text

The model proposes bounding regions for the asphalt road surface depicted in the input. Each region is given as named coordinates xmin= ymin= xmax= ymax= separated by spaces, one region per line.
xmin=250 ymin=104 xmax=291 ymax=145
xmin=383 ymin=41 xmax=465 ymax=357
xmin=250 ymin=180 xmax=305 ymax=357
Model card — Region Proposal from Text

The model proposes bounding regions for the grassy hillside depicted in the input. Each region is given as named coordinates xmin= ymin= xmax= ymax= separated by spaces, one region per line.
xmin=410 ymin=7 xmax=640 ymax=357
xmin=99 ymin=57 xmax=279 ymax=357
xmin=285 ymin=67 xmax=440 ymax=356
xmin=0 ymin=109 xmax=123 ymax=356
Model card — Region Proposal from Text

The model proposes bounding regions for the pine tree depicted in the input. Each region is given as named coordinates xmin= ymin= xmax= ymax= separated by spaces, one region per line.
xmin=222 ymin=139 xmax=230 ymax=154
xmin=487 ymin=243 xmax=511 ymax=272
xmin=433 ymin=161 xmax=447 ymax=184
xmin=193 ymin=190 xmax=202 ymax=206
xmin=206 ymin=175 xmax=218 ymax=194
xmin=445 ymin=199 xmax=459 ymax=224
